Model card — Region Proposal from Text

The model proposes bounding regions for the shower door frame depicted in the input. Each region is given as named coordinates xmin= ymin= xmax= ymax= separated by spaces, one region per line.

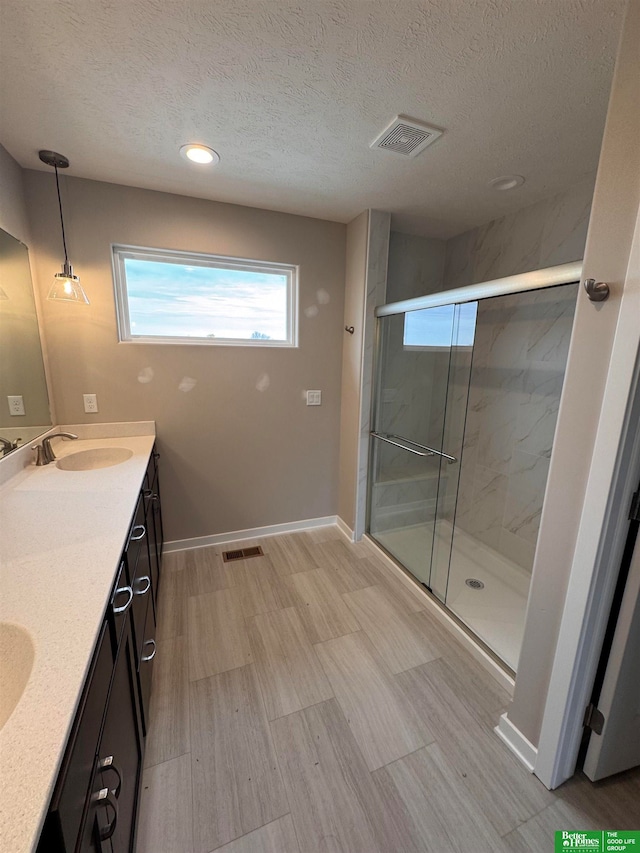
xmin=365 ymin=303 xmax=462 ymax=594
xmin=375 ymin=260 xmax=583 ymax=319
xmin=364 ymin=260 xmax=584 ymax=672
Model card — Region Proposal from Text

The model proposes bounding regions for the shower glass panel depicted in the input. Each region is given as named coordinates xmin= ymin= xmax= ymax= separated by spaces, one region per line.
xmin=443 ymin=283 xmax=579 ymax=670
xmin=367 ymin=281 xmax=578 ymax=672
xmin=368 ymin=304 xmax=465 ymax=588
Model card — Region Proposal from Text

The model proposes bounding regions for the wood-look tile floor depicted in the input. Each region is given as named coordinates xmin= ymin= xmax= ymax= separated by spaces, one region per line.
xmin=136 ymin=526 xmax=640 ymax=853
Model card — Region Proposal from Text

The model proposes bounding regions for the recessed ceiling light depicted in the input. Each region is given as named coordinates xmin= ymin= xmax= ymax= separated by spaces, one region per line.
xmin=488 ymin=175 xmax=525 ymax=191
xmin=179 ymin=144 xmax=220 ymax=165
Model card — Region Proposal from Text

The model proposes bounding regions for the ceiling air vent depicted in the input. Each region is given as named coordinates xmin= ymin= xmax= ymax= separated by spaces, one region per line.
xmin=370 ymin=115 xmax=443 ymax=158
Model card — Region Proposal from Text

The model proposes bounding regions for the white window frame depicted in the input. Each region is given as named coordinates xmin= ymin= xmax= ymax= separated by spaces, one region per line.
xmin=111 ymin=244 xmax=299 ymax=347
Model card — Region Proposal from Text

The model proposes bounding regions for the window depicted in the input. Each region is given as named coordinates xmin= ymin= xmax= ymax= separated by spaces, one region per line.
xmin=112 ymin=245 xmax=298 ymax=346
xmin=403 ymin=302 xmax=477 ymax=350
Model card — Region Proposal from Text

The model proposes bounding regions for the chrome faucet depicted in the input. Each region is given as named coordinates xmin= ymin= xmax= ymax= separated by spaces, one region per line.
xmin=34 ymin=432 xmax=78 ymax=465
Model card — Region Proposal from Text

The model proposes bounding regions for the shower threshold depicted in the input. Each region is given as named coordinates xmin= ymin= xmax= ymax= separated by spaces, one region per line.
xmin=371 ymin=521 xmax=530 ymax=672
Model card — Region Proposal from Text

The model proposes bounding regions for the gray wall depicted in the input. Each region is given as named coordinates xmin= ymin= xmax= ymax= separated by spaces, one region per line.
xmin=0 ymin=144 xmax=30 ymax=244
xmin=24 ymin=172 xmax=346 ymax=542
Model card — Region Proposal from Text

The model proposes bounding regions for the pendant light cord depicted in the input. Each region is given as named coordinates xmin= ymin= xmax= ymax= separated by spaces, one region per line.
xmin=54 ymin=164 xmax=69 ymax=266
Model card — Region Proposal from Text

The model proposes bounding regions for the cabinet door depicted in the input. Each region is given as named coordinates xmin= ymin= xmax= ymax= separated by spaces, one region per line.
xmin=124 ymin=497 xmax=146 ymax=586
xmin=96 ymin=622 xmax=143 ymax=853
xmin=76 ymin=784 xmax=114 ymax=853
xmin=137 ymin=596 xmax=157 ymax=734
xmin=108 ymin=561 xmax=132 ymax=660
xmin=77 ymin=624 xmax=141 ymax=853
xmin=130 ymin=526 xmax=153 ymax=664
xmin=143 ymin=468 xmax=163 ymax=611
xmin=37 ymin=624 xmax=113 ymax=853
xmin=152 ymin=473 xmax=164 ymax=564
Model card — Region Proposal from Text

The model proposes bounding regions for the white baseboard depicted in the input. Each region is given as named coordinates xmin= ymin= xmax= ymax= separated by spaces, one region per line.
xmin=164 ymin=515 xmax=338 ymax=553
xmin=495 ymin=713 xmax=538 ymax=773
xmin=360 ymin=534 xmax=515 ymax=697
xmin=336 ymin=516 xmax=355 ymax=542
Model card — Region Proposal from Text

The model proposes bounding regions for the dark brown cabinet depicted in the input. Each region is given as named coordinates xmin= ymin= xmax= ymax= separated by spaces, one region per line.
xmin=37 ymin=444 xmax=163 ymax=853
xmin=76 ymin=619 xmax=142 ymax=853
xmin=37 ymin=624 xmax=113 ymax=853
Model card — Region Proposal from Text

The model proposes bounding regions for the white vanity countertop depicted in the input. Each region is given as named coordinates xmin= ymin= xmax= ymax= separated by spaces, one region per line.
xmin=0 ymin=424 xmax=156 ymax=853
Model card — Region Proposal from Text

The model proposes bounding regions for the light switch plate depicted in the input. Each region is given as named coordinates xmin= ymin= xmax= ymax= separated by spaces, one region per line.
xmin=7 ymin=395 xmax=25 ymax=416
xmin=306 ymin=390 xmax=322 ymax=406
xmin=83 ymin=393 xmax=99 ymax=413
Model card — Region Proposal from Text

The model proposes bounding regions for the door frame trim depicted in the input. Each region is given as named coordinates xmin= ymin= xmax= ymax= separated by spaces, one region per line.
xmin=534 ymin=213 xmax=640 ymax=789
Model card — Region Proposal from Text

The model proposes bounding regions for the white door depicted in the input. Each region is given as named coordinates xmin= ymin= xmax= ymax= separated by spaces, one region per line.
xmin=583 ymin=522 xmax=640 ymax=781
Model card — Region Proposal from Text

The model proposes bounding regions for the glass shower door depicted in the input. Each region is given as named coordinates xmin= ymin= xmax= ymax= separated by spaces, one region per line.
xmin=368 ymin=304 xmax=458 ymax=589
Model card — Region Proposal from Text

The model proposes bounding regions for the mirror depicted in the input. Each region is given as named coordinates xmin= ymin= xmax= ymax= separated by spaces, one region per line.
xmin=0 ymin=227 xmax=52 ymax=456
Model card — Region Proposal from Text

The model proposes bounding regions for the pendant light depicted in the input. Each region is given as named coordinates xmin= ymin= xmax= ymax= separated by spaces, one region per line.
xmin=38 ymin=150 xmax=89 ymax=304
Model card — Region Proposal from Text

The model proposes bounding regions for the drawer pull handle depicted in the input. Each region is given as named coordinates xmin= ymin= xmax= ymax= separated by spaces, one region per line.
xmin=135 ymin=575 xmax=151 ymax=596
xmin=97 ymin=755 xmax=122 ymax=799
xmin=141 ymin=639 xmax=157 ymax=662
xmin=130 ymin=525 xmax=146 ymax=541
xmin=112 ymin=585 xmax=133 ymax=614
xmin=143 ymin=488 xmax=153 ymax=498
xmin=93 ymin=787 xmax=119 ymax=840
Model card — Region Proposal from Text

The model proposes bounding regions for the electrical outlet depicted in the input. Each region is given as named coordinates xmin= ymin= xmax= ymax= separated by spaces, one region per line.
xmin=306 ymin=390 xmax=322 ymax=406
xmin=7 ymin=395 xmax=25 ymax=416
xmin=83 ymin=393 xmax=99 ymax=414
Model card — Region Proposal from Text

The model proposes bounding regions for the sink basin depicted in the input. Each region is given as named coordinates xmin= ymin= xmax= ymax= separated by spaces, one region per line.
xmin=56 ymin=447 xmax=133 ymax=471
xmin=0 ymin=623 xmax=35 ymax=730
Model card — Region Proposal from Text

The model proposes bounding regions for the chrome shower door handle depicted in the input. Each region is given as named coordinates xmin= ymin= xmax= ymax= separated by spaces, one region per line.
xmin=370 ymin=431 xmax=457 ymax=464
xmin=370 ymin=431 xmax=434 ymax=457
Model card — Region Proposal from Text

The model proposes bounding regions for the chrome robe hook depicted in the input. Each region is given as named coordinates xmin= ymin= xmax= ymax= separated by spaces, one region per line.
xmin=583 ymin=278 xmax=610 ymax=303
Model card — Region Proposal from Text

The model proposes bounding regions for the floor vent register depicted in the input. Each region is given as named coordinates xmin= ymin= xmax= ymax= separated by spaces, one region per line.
xmin=222 ymin=545 xmax=265 ymax=562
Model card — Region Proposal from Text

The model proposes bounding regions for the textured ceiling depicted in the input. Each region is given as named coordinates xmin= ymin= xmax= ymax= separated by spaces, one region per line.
xmin=0 ymin=0 xmax=626 ymax=238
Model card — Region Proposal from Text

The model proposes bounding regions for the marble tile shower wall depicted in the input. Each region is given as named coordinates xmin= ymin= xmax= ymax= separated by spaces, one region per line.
xmin=442 ymin=174 xmax=594 ymax=290
xmin=372 ymin=315 xmax=447 ymax=531
xmin=442 ymin=177 xmax=592 ymax=571
xmin=455 ymin=285 xmax=578 ymax=571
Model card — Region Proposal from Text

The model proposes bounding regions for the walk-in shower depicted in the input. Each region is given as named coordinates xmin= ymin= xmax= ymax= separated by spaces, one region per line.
xmin=367 ymin=264 xmax=580 ymax=671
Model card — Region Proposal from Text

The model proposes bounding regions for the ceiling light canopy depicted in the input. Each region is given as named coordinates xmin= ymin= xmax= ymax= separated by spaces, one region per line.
xmin=38 ymin=150 xmax=90 ymax=304
xmin=180 ymin=144 xmax=220 ymax=165
xmin=488 ymin=175 xmax=525 ymax=191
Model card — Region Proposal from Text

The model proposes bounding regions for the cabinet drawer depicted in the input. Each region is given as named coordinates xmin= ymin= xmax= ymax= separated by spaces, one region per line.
xmin=38 ymin=624 xmax=112 ymax=853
